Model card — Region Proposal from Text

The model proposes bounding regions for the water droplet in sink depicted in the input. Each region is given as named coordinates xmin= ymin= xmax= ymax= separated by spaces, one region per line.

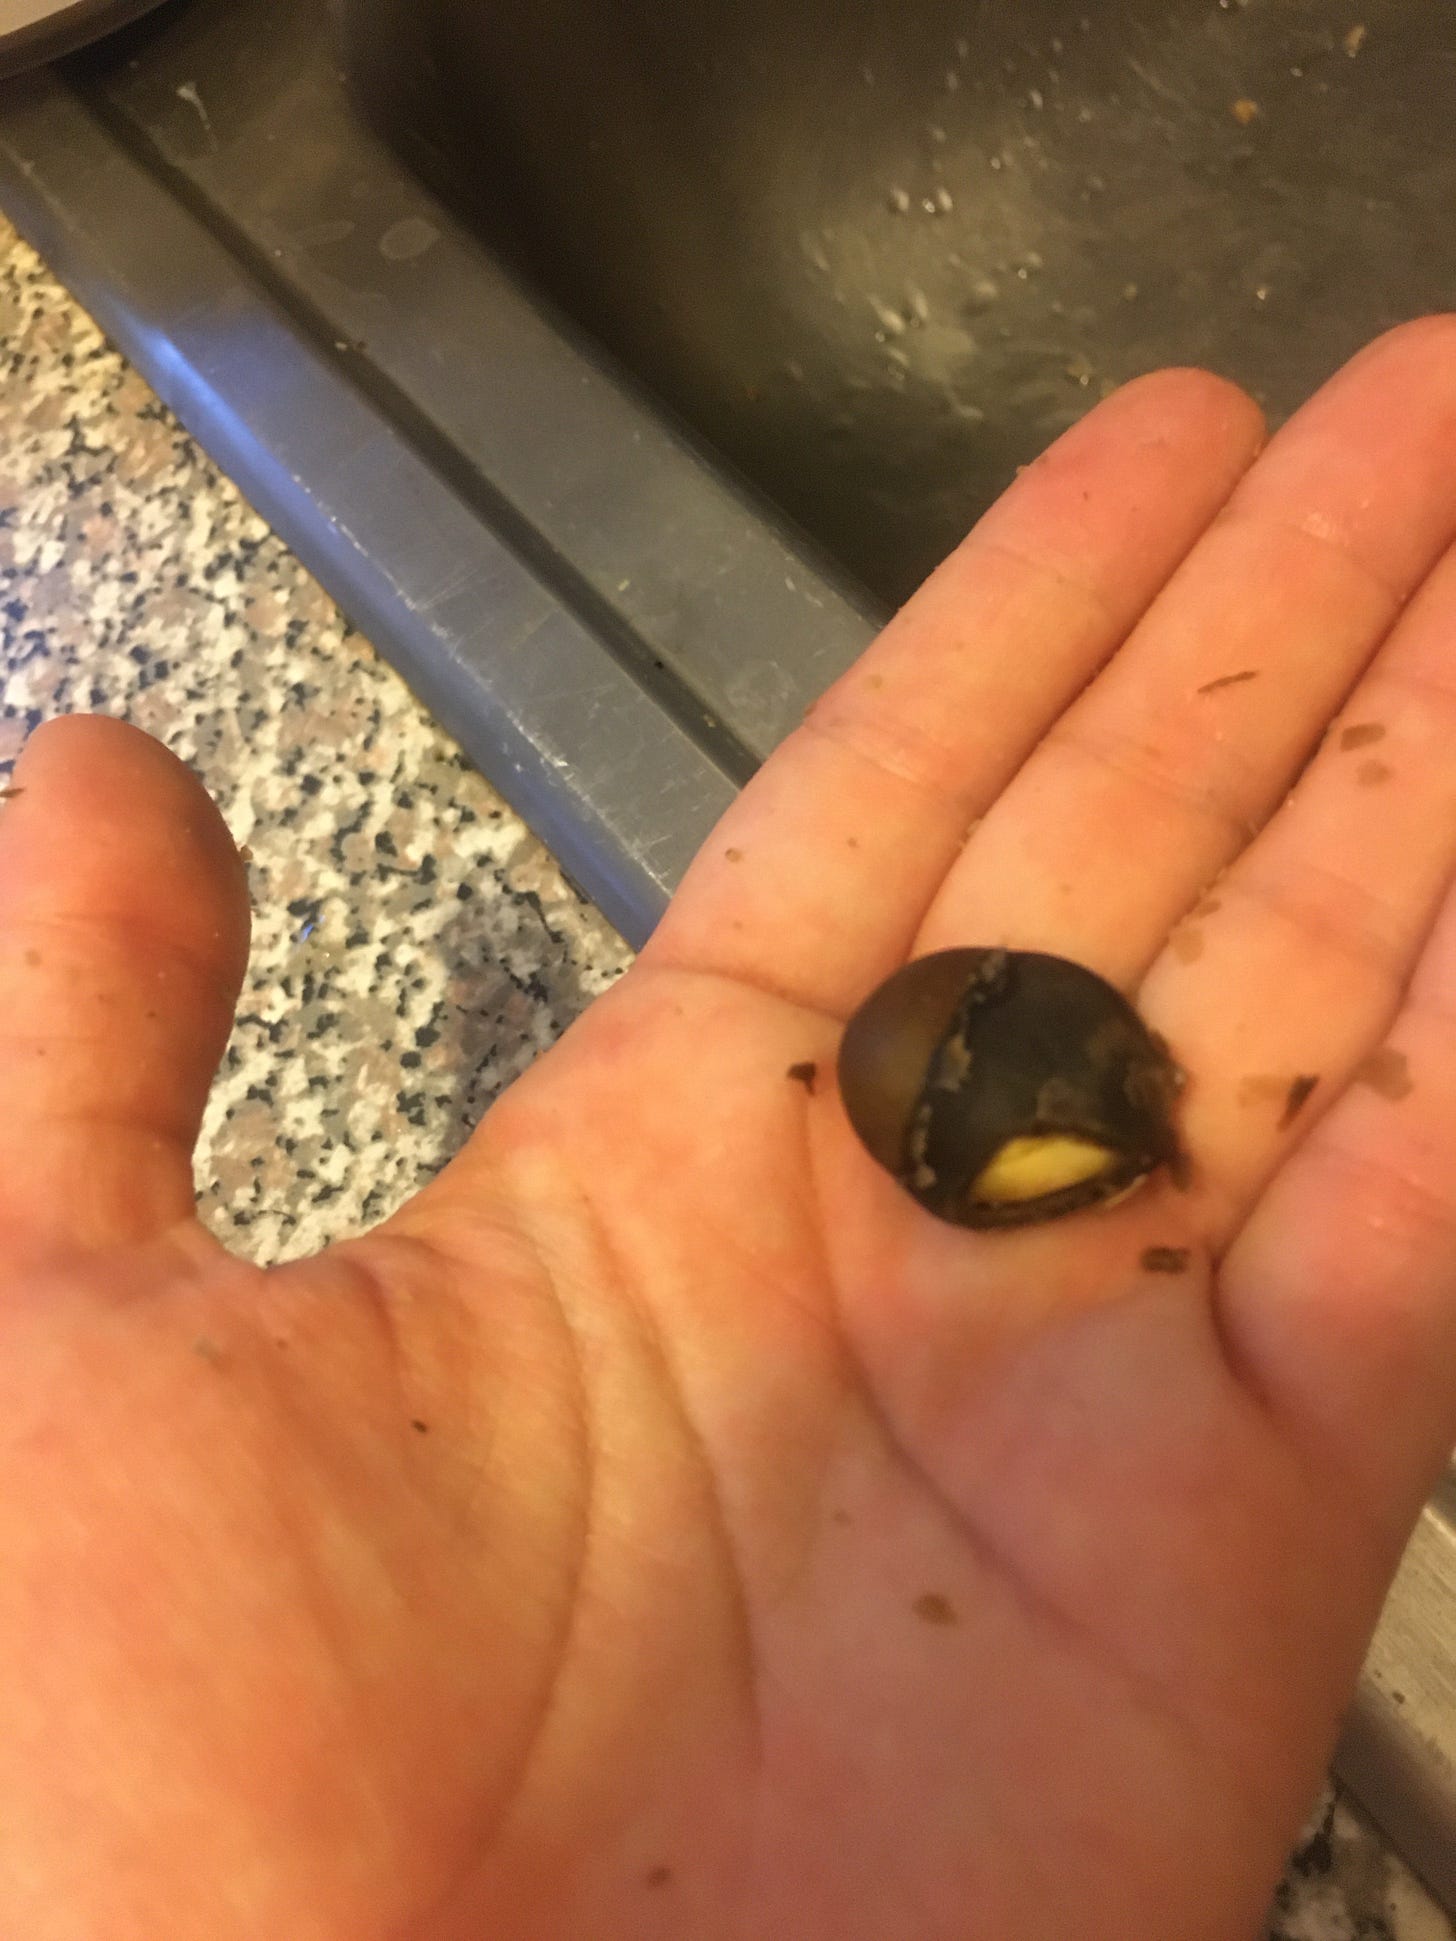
xmin=963 ymin=276 xmax=1000 ymax=312
xmin=888 ymin=186 xmax=912 ymax=213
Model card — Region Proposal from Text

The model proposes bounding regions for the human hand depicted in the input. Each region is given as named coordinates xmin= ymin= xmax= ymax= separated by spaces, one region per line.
xmin=6 ymin=323 xmax=1456 ymax=1941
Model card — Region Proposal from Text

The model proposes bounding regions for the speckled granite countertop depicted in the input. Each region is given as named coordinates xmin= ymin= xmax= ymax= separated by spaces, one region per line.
xmin=0 ymin=216 xmax=1449 ymax=1941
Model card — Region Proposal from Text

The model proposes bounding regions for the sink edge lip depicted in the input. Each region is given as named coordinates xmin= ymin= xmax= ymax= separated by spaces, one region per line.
xmin=0 ymin=67 xmax=747 ymax=946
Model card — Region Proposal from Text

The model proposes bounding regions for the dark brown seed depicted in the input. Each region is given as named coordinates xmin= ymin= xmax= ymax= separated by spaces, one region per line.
xmin=1355 ymin=1046 xmax=1413 ymax=1101
xmin=1339 ymin=722 xmax=1386 ymax=751
xmin=724 ymin=847 xmax=745 ymax=862
xmin=1196 ymin=669 xmax=1260 ymax=695
xmin=839 ymin=948 xmax=1183 ymax=1230
xmin=0 ymin=786 xmax=22 ymax=800
xmin=913 ymin=1592 xmax=958 ymax=1626
xmin=1356 ymin=759 xmax=1393 ymax=787
xmin=1280 ymin=1074 xmax=1320 ymax=1128
xmin=411 ymin=1420 xmax=430 ymax=1435
xmin=787 ymin=1061 xmax=818 ymax=1094
xmin=1141 ymin=1246 xmax=1192 ymax=1274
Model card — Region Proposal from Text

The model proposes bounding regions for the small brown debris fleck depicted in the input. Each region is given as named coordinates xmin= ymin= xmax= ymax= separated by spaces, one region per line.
xmin=1344 ymin=23 xmax=1367 ymax=55
xmin=787 ymin=1061 xmax=818 ymax=1094
xmin=1197 ymin=669 xmax=1260 ymax=695
xmin=1171 ymin=925 xmax=1204 ymax=964
xmin=865 ymin=673 xmax=886 ymax=690
xmin=1231 ymin=98 xmax=1260 ymax=125
xmin=193 ymin=1337 xmax=227 ymax=1367
xmin=1356 ymin=1046 xmax=1413 ymax=1101
xmin=1238 ymin=1073 xmax=1289 ymax=1108
xmin=0 ymin=786 xmax=22 ymax=801
xmin=724 ymin=847 xmax=745 ymax=863
xmin=846 ymin=834 xmax=861 ymax=849
xmin=1280 ymin=1074 xmax=1319 ymax=1128
xmin=1339 ymin=721 xmax=1386 ymax=751
xmin=22 ymin=948 xmax=41 ymax=969
xmin=411 ymin=1419 xmax=430 ymax=1435
xmin=832 ymin=1508 xmax=854 ymax=1527
xmin=1141 ymin=1246 xmax=1192 ymax=1275
xmin=645 ymin=1865 xmax=673 ymax=1889
xmin=1356 ymin=759 xmax=1392 ymax=787
xmin=238 ymin=843 xmax=255 ymax=863
xmin=913 ymin=1592 xmax=958 ymax=1626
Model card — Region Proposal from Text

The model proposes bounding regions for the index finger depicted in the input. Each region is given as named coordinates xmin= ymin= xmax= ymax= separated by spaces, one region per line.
xmin=643 ymin=370 xmax=1264 ymax=1019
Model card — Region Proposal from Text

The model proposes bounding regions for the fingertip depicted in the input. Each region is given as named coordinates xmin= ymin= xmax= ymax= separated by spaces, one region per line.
xmin=8 ymin=713 xmax=249 ymax=980
xmin=953 ymin=363 xmax=1266 ymax=623
xmin=17 ymin=710 xmax=237 ymax=837
xmin=1342 ymin=310 xmax=1456 ymax=378
xmin=0 ymin=715 xmax=252 ymax=1252
xmin=1094 ymin=365 xmax=1266 ymax=459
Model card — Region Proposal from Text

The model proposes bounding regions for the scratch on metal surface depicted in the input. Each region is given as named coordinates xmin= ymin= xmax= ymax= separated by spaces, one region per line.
xmin=1126 ymin=58 xmax=1185 ymax=108
xmin=415 ymin=564 xmax=479 ymax=614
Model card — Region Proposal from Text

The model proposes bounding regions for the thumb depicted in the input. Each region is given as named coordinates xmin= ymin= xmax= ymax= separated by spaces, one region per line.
xmin=0 ymin=717 xmax=249 ymax=1259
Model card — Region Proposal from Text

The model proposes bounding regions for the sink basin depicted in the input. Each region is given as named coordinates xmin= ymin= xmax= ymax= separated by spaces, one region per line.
xmin=342 ymin=0 xmax=1456 ymax=606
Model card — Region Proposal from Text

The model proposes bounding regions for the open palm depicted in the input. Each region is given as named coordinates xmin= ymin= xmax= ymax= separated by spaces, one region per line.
xmin=5 ymin=327 xmax=1456 ymax=1941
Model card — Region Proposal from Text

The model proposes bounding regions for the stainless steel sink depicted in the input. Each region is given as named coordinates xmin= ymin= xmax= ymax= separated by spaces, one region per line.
xmin=0 ymin=0 xmax=1451 ymax=1912
xmin=343 ymin=0 xmax=1456 ymax=608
